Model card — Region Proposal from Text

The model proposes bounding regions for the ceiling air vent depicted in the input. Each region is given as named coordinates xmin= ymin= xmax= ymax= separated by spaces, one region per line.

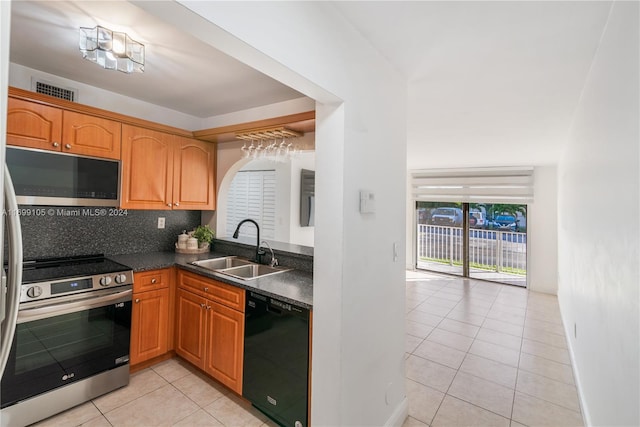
xmin=31 ymin=78 xmax=77 ymax=102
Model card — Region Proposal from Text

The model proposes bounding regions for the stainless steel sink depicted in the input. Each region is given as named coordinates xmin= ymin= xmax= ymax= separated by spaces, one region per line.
xmin=216 ymin=264 xmax=291 ymax=280
xmin=190 ymin=256 xmax=254 ymax=270
xmin=191 ymin=256 xmax=291 ymax=280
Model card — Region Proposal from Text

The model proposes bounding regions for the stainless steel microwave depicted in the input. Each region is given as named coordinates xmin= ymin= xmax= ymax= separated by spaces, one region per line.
xmin=5 ymin=146 xmax=120 ymax=207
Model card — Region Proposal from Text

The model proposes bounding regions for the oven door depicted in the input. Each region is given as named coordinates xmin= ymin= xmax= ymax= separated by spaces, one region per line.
xmin=0 ymin=287 xmax=132 ymax=408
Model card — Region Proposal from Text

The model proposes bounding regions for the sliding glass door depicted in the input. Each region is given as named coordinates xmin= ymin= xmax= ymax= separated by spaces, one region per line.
xmin=416 ymin=202 xmax=527 ymax=286
xmin=468 ymin=203 xmax=527 ymax=286
xmin=416 ymin=202 xmax=464 ymax=276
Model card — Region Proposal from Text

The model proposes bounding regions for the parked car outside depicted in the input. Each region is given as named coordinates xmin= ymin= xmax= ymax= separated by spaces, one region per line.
xmin=491 ymin=214 xmax=518 ymax=231
xmin=469 ymin=211 xmax=487 ymax=228
xmin=430 ymin=207 xmax=463 ymax=227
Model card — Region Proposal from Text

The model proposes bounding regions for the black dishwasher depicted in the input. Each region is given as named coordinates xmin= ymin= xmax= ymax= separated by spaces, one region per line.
xmin=243 ymin=291 xmax=310 ymax=427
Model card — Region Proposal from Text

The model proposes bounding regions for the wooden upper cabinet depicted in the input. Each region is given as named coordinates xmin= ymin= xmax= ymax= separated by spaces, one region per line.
xmin=7 ymin=98 xmax=121 ymax=159
xmin=6 ymin=97 xmax=62 ymax=150
xmin=7 ymin=91 xmax=217 ymax=210
xmin=121 ymin=125 xmax=215 ymax=210
xmin=121 ymin=124 xmax=174 ymax=210
xmin=62 ymin=111 xmax=121 ymax=159
xmin=173 ymin=136 xmax=215 ymax=210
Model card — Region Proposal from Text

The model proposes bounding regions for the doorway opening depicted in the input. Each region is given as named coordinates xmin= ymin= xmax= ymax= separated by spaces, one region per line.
xmin=416 ymin=202 xmax=527 ymax=286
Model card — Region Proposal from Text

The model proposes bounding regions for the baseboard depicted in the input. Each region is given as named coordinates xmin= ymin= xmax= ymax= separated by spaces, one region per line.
xmin=384 ymin=397 xmax=409 ymax=427
xmin=558 ymin=293 xmax=591 ymax=426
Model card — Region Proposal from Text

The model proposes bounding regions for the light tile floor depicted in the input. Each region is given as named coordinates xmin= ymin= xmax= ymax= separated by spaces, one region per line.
xmin=33 ymin=270 xmax=583 ymax=427
xmin=404 ymin=270 xmax=584 ymax=427
xmin=32 ymin=358 xmax=277 ymax=427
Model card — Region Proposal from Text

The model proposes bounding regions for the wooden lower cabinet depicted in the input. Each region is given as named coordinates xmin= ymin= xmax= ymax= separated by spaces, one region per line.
xmin=130 ymin=288 xmax=169 ymax=366
xmin=130 ymin=268 xmax=173 ymax=367
xmin=204 ymin=301 xmax=244 ymax=392
xmin=175 ymin=288 xmax=208 ymax=369
xmin=175 ymin=276 xmax=245 ymax=395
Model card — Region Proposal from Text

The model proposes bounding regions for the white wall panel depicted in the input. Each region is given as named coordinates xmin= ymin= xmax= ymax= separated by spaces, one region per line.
xmin=558 ymin=2 xmax=639 ymax=425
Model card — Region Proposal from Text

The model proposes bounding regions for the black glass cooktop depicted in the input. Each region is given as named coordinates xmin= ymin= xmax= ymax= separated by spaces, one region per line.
xmin=20 ymin=254 xmax=132 ymax=284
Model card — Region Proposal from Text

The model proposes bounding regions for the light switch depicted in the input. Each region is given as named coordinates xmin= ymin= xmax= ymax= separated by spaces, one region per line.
xmin=360 ymin=190 xmax=376 ymax=213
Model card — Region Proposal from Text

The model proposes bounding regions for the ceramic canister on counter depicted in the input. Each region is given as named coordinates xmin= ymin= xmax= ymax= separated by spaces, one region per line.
xmin=187 ymin=237 xmax=198 ymax=250
xmin=177 ymin=231 xmax=189 ymax=249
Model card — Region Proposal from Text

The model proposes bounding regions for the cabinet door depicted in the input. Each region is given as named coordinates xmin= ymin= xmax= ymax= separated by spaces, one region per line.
xmin=205 ymin=302 xmax=244 ymax=394
xmin=175 ymin=288 xmax=207 ymax=369
xmin=130 ymin=288 xmax=169 ymax=366
xmin=121 ymin=124 xmax=173 ymax=209
xmin=6 ymin=98 xmax=62 ymax=151
xmin=173 ymin=136 xmax=215 ymax=210
xmin=62 ymin=111 xmax=121 ymax=159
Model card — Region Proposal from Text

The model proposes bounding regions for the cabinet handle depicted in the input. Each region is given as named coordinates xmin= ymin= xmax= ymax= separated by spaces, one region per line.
xmin=52 ymin=142 xmax=59 ymax=148
xmin=174 ymin=202 xmax=180 ymax=207
xmin=167 ymin=203 xmax=172 ymax=207
xmin=206 ymin=305 xmax=211 ymax=310
xmin=203 ymin=287 xmax=209 ymax=292
xmin=200 ymin=303 xmax=206 ymax=309
xmin=64 ymin=143 xmax=72 ymax=149
xmin=135 ymin=298 xmax=140 ymax=303
xmin=151 ymin=278 xmax=157 ymax=284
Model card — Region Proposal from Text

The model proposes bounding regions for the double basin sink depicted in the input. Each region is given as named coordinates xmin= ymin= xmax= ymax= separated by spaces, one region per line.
xmin=190 ymin=256 xmax=290 ymax=280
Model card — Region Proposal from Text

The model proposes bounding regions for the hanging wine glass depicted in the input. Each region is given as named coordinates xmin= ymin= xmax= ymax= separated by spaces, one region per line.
xmin=255 ymin=138 xmax=264 ymax=158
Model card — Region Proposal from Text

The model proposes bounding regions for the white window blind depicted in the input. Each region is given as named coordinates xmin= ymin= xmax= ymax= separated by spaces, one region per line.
xmin=410 ymin=167 xmax=534 ymax=204
xmin=226 ymin=170 xmax=276 ymax=239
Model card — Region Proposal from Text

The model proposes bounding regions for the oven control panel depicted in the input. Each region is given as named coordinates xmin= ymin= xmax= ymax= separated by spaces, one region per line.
xmin=20 ymin=270 xmax=134 ymax=303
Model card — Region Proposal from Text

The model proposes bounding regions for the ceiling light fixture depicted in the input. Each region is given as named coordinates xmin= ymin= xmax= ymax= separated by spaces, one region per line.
xmin=79 ymin=26 xmax=144 ymax=73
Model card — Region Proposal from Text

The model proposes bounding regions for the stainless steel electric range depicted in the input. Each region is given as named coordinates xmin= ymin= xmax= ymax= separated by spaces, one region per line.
xmin=0 ymin=254 xmax=134 ymax=427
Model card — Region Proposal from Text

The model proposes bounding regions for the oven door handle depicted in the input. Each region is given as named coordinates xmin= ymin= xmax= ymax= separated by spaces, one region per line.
xmin=17 ymin=289 xmax=132 ymax=323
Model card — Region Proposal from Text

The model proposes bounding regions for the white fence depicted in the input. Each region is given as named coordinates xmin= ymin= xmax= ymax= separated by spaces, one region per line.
xmin=417 ymin=224 xmax=527 ymax=274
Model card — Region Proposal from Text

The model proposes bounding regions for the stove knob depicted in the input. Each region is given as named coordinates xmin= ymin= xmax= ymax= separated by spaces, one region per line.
xmin=26 ymin=286 xmax=42 ymax=299
xmin=115 ymin=274 xmax=128 ymax=284
xmin=99 ymin=276 xmax=112 ymax=286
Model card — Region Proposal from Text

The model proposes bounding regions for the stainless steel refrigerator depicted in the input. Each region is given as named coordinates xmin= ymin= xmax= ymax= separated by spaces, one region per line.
xmin=0 ymin=167 xmax=23 ymax=377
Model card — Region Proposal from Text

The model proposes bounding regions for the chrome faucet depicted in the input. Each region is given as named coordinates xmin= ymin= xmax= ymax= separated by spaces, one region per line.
xmin=232 ymin=219 xmax=264 ymax=263
xmin=259 ymin=240 xmax=279 ymax=267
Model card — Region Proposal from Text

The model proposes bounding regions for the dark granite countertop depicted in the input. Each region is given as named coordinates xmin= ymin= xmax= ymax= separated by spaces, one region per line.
xmin=109 ymin=251 xmax=313 ymax=309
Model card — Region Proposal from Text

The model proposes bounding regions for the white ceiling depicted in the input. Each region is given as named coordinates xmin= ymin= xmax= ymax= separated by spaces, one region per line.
xmin=334 ymin=1 xmax=613 ymax=169
xmin=9 ymin=0 xmax=304 ymax=118
xmin=9 ymin=1 xmax=614 ymax=169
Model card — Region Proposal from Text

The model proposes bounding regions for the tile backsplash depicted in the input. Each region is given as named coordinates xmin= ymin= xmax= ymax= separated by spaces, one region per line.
xmin=15 ymin=206 xmax=201 ymax=259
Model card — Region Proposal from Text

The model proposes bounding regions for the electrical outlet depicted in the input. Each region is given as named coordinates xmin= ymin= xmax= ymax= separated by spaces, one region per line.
xmin=157 ymin=217 xmax=165 ymax=229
